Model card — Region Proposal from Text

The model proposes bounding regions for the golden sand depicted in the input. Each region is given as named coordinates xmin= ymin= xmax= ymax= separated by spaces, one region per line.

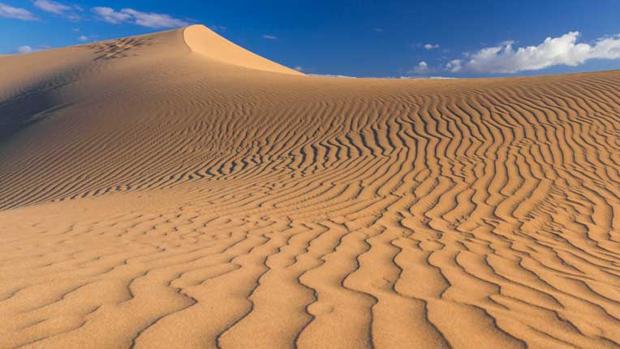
xmin=0 ymin=25 xmax=619 ymax=348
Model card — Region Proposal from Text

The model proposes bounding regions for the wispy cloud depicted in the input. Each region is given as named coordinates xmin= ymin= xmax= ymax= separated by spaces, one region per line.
xmin=17 ymin=45 xmax=33 ymax=54
xmin=308 ymin=73 xmax=357 ymax=79
xmin=208 ymin=24 xmax=226 ymax=32
xmin=423 ymin=43 xmax=439 ymax=50
xmin=91 ymin=7 xmax=130 ymax=24
xmin=34 ymin=0 xmax=80 ymax=20
xmin=34 ymin=0 xmax=69 ymax=14
xmin=122 ymin=8 xmax=188 ymax=28
xmin=0 ymin=3 xmax=37 ymax=20
xmin=262 ymin=34 xmax=277 ymax=40
xmin=447 ymin=31 xmax=620 ymax=73
xmin=92 ymin=7 xmax=189 ymax=28
xmin=400 ymin=76 xmax=456 ymax=80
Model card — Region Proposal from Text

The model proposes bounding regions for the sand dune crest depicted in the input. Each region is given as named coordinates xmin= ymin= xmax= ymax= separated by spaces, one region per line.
xmin=183 ymin=24 xmax=302 ymax=75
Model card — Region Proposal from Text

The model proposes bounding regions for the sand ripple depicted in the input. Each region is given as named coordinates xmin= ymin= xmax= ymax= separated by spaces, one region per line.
xmin=0 ymin=26 xmax=619 ymax=348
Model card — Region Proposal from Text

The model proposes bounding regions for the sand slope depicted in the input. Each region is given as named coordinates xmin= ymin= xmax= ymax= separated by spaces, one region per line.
xmin=0 ymin=25 xmax=619 ymax=348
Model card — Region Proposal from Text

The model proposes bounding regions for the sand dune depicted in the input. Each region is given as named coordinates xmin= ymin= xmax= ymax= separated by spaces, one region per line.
xmin=1 ymin=25 xmax=619 ymax=348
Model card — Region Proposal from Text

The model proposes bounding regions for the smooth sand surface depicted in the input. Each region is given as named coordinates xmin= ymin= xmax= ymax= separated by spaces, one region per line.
xmin=1 ymin=25 xmax=619 ymax=348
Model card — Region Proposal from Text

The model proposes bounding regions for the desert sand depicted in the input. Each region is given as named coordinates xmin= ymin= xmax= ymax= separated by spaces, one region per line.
xmin=0 ymin=25 xmax=619 ymax=348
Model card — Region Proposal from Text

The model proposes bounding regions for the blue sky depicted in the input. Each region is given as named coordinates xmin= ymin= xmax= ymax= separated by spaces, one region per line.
xmin=1 ymin=0 xmax=620 ymax=77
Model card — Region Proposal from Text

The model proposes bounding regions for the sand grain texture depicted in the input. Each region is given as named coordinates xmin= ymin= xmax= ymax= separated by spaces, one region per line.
xmin=0 ymin=25 xmax=619 ymax=349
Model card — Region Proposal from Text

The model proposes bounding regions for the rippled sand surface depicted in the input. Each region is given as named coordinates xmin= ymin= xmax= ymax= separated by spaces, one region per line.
xmin=1 ymin=25 xmax=619 ymax=348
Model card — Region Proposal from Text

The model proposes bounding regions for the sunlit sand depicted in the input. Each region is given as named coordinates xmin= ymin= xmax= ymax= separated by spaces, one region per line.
xmin=1 ymin=25 xmax=619 ymax=348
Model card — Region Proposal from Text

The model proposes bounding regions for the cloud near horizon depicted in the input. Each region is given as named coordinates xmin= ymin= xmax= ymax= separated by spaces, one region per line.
xmin=92 ymin=7 xmax=189 ymax=28
xmin=411 ymin=61 xmax=429 ymax=74
xmin=17 ymin=45 xmax=33 ymax=54
xmin=448 ymin=31 xmax=620 ymax=74
xmin=0 ymin=3 xmax=37 ymax=20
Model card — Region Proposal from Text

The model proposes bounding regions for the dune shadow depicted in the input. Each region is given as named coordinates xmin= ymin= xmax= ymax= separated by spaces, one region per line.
xmin=0 ymin=84 xmax=74 ymax=143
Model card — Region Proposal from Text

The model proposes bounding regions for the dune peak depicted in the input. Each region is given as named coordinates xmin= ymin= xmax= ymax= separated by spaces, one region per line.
xmin=183 ymin=24 xmax=302 ymax=75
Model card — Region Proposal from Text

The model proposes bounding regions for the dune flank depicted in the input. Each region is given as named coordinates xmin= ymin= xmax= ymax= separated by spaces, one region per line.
xmin=0 ymin=25 xmax=619 ymax=348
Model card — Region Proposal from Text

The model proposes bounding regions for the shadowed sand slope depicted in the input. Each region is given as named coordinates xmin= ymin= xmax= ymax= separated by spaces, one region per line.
xmin=0 ymin=25 xmax=619 ymax=349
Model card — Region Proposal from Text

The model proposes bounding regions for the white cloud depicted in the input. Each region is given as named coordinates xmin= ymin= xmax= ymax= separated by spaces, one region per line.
xmin=92 ymin=7 xmax=188 ymax=28
xmin=424 ymin=43 xmax=439 ymax=50
xmin=445 ymin=59 xmax=462 ymax=73
xmin=262 ymin=34 xmax=277 ymax=40
xmin=294 ymin=66 xmax=303 ymax=71
xmin=17 ymin=45 xmax=33 ymax=54
xmin=0 ymin=3 xmax=37 ymax=20
xmin=400 ymin=76 xmax=457 ymax=80
xmin=91 ymin=7 xmax=130 ymax=24
xmin=411 ymin=61 xmax=430 ymax=74
xmin=448 ymin=31 xmax=620 ymax=74
xmin=308 ymin=74 xmax=357 ymax=79
xmin=34 ymin=0 xmax=80 ymax=20
xmin=34 ymin=0 xmax=70 ymax=14
xmin=122 ymin=8 xmax=188 ymax=28
xmin=78 ymin=35 xmax=88 ymax=42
